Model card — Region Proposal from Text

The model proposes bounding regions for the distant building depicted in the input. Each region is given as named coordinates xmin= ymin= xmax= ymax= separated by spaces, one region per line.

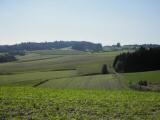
xmin=117 ymin=43 xmax=121 ymax=47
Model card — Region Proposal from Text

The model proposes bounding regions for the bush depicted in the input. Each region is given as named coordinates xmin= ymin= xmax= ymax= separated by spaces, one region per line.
xmin=0 ymin=54 xmax=17 ymax=63
xmin=101 ymin=64 xmax=109 ymax=74
xmin=138 ymin=80 xmax=148 ymax=86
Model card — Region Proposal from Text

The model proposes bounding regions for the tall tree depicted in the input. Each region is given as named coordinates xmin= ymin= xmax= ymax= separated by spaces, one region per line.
xmin=101 ymin=64 xmax=109 ymax=74
xmin=113 ymin=47 xmax=160 ymax=72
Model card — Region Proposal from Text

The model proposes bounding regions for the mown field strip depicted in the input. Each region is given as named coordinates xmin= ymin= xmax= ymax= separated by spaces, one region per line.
xmin=0 ymin=70 xmax=77 ymax=86
xmin=16 ymin=55 xmax=63 ymax=63
xmin=0 ymin=54 xmax=114 ymax=73
xmin=39 ymin=74 xmax=127 ymax=90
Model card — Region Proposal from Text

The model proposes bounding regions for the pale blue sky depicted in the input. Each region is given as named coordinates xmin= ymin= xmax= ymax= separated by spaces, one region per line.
xmin=0 ymin=0 xmax=160 ymax=45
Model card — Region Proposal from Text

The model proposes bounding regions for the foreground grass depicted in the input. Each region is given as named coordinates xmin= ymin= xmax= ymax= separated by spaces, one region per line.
xmin=0 ymin=87 xmax=160 ymax=120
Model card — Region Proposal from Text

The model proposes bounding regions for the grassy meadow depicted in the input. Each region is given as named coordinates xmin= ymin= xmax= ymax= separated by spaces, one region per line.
xmin=0 ymin=49 xmax=160 ymax=119
xmin=122 ymin=70 xmax=160 ymax=85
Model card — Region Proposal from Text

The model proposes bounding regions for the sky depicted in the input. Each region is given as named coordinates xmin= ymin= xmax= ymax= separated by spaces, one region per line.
xmin=0 ymin=0 xmax=160 ymax=45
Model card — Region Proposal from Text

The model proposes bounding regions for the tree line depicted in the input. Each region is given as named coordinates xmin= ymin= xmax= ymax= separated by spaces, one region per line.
xmin=0 ymin=54 xmax=17 ymax=63
xmin=113 ymin=47 xmax=160 ymax=72
xmin=0 ymin=51 xmax=25 ymax=63
xmin=0 ymin=41 xmax=102 ymax=52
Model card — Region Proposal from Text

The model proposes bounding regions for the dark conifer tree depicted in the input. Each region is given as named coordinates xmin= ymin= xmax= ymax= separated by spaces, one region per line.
xmin=113 ymin=47 xmax=160 ymax=72
xmin=101 ymin=64 xmax=109 ymax=74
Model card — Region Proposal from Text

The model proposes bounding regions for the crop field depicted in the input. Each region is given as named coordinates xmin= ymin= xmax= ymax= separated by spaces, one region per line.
xmin=0 ymin=50 xmax=159 ymax=90
xmin=0 ymin=50 xmax=125 ymax=89
xmin=39 ymin=74 xmax=127 ymax=90
xmin=0 ymin=50 xmax=116 ymax=74
xmin=30 ymin=49 xmax=86 ymax=55
xmin=1 ymin=87 xmax=160 ymax=120
xmin=0 ymin=50 xmax=160 ymax=119
xmin=16 ymin=53 xmax=62 ymax=62
xmin=0 ymin=70 xmax=76 ymax=87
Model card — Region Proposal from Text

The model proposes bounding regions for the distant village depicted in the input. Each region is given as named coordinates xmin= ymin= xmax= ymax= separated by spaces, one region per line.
xmin=103 ymin=43 xmax=160 ymax=51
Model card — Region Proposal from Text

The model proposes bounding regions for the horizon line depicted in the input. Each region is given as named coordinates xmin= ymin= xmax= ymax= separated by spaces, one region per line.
xmin=0 ymin=40 xmax=160 ymax=46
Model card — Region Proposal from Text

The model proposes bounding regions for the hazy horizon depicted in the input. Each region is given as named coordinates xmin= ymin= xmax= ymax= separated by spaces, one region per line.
xmin=0 ymin=0 xmax=160 ymax=45
xmin=0 ymin=40 xmax=160 ymax=46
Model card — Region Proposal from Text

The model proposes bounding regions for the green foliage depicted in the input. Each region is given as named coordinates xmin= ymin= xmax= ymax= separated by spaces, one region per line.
xmin=101 ymin=64 xmax=109 ymax=74
xmin=0 ymin=87 xmax=160 ymax=119
xmin=138 ymin=80 xmax=148 ymax=86
xmin=113 ymin=47 xmax=160 ymax=72
xmin=0 ymin=41 xmax=103 ymax=52
xmin=0 ymin=53 xmax=17 ymax=63
xmin=8 ymin=50 xmax=25 ymax=56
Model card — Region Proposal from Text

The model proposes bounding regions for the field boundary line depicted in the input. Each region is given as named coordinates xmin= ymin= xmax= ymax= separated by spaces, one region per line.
xmin=33 ymin=79 xmax=50 ymax=87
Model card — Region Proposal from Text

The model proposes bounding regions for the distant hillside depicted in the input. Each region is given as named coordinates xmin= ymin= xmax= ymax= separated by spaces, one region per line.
xmin=0 ymin=41 xmax=102 ymax=52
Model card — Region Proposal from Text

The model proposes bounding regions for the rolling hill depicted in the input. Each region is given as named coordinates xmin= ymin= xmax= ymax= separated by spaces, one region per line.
xmin=0 ymin=48 xmax=160 ymax=119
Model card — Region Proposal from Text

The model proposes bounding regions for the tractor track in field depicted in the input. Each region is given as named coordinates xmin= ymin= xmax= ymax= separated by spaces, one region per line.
xmin=32 ymin=75 xmax=78 ymax=87
xmin=16 ymin=56 xmax=64 ymax=63
xmin=33 ymin=79 xmax=50 ymax=87
xmin=112 ymin=71 xmax=129 ymax=89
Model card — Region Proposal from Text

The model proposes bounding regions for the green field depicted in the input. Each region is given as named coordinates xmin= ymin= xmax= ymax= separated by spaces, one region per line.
xmin=0 ymin=54 xmax=114 ymax=74
xmin=122 ymin=70 xmax=160 ymax=85
xmin=39 ymin=74 xmax=127 ymax=90
xmin=0 ymin=49 xmax=160 ymax=119
xmin=0 ymin=70 xmax=76 ymax=87
xmin=0 ymin=50 xmax=125 ymax=89
xmin=1 ymin=87 xmax=160 ymax=119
